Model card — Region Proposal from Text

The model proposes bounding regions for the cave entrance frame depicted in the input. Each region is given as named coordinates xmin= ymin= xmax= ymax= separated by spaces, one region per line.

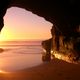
xmin=1 ymin=7 xmax=53 ymax=41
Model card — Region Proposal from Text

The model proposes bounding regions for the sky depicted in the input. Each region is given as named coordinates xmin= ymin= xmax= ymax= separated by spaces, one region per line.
xmin=0 ymin=7 xmax=53 ymax=41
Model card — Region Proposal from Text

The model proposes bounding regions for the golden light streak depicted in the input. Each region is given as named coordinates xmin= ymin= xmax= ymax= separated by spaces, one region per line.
xmin=54 ymin=53 xmax=62 ymax=59
xmin=51 ymin=51 xmax=78 ymax=64
xmin=0 ymin=70 xmax=7 ymax=74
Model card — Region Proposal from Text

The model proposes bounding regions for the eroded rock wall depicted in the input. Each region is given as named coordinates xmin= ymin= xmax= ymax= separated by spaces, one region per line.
xmin=42 ymin=25 xmax=80 ymax=61
xmin=0 ymin=0 xmax=11 ymax=31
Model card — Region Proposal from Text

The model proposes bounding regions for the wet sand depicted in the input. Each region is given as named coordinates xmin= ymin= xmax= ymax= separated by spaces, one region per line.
xmin=0 ymin=59 xmax=80 ymax=80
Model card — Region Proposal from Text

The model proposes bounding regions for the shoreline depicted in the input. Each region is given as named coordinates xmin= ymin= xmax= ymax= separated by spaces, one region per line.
xmin=0 ymin=59 xmax=80 ymax=80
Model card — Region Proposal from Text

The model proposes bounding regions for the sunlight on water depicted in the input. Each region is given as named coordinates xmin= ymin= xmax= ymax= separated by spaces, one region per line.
xmin=0 ymin=41 xmax=43 ymax=72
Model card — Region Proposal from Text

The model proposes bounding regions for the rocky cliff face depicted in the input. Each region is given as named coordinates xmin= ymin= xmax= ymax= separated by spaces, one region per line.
xmin=0 ymin=0 xmax=10 ymax=31
xmin=0 ymin=0 xmax=80 ymax=61
xmin=42 ymin=26 xmax=80 ymax=62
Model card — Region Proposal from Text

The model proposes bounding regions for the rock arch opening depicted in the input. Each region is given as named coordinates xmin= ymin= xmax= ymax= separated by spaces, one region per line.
xmin=0 ymin=7 xmax=53 ymax=41
xmin=0 ymin=0 xmax=80 ymax=63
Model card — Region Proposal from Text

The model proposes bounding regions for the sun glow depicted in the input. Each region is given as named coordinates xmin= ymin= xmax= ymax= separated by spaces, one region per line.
xmin=0 ymin=27 xmax=12 ymax=41
xmin=0 ymin=70 xmax=7 ymax=74
xmin=52 ymin=51 xmax=71 ymax=62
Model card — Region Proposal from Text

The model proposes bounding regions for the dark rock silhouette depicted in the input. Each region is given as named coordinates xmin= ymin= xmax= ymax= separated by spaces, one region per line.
xmin=42 ymin=26 xmax=80 ymax=62
xmin=0 ymin=0 xmax=80 ymax=61
xmin=0 ymin=0 xmax=10 ymax=31
xmin=42 ymin=38 xmax=52 ymax=61
xmin=0 ymin=48 xmax=4 ymax=53
xmin=0 ymin=0 xmax=80 ymax=35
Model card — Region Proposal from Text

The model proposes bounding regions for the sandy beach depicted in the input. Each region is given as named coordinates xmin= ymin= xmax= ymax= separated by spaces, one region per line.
xmin=0 ymin=59 xmax=80 ymax=80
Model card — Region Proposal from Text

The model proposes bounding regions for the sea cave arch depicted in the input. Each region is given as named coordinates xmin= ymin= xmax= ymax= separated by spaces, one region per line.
xmin=0 ymin=0 xmax=80 ymax=62
xmin=0 ymin=7 xmax=52 ymax=41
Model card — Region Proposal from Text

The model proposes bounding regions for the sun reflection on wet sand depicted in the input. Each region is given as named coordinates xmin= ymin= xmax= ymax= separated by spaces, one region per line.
xmin=0 ymin=70 xmax=7 ymax=74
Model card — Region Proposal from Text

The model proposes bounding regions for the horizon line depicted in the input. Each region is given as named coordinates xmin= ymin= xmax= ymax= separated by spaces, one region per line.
xmin=0 ymin=39 xmax=46 ymax=42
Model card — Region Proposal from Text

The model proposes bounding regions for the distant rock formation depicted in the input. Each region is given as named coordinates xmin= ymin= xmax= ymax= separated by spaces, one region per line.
xmin=42 ymin=38 xmax=52 ymax=61
xmin=0 ymin=48 xmax=4 ymax=53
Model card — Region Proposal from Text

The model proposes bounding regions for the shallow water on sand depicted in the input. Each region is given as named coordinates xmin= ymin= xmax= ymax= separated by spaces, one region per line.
xmin=0 ymin=41 xmax=43 ymax=72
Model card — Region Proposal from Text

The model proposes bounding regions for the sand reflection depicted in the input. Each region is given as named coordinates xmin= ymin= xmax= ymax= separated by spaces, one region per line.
xmin=0 ymin=53 xmax=42 ymax=72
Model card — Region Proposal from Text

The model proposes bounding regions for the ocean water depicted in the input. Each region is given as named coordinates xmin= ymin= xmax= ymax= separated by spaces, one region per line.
xmin=0 ymin=41 xmax=43 ymax=72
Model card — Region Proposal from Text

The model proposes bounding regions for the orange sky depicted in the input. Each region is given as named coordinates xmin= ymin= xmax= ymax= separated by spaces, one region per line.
xmin=0 ymin=7 xmax=53 ymax=41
